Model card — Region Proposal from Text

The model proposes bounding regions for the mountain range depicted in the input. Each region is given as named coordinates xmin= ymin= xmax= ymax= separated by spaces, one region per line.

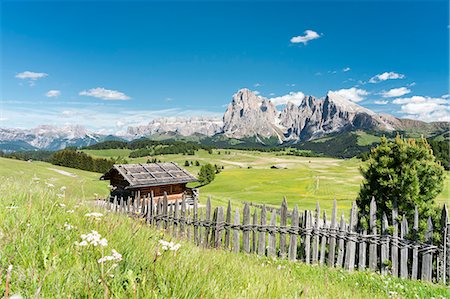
xmin=0 ymin=88 xmax=448 ymax=151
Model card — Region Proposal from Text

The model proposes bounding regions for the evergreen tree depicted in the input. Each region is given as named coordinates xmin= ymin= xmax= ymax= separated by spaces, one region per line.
xmin=184 ymin=160 xmax=190 ymax=167
xmin=198 ymin=163 xmax=216 ymax=186
xmin=195 ymin=160 xmax=200 ymax=166
xmin=357 ymin=136 xmax=445 ymax=240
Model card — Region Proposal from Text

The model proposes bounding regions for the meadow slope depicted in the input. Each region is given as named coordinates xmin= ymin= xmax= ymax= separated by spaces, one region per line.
xmin=0 ymin=157 xmax=448 ymax=298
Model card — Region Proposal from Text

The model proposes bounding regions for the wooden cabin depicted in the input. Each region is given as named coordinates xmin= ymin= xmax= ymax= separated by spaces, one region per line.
xmin=100 ymin=162 xmax=198 ymax=203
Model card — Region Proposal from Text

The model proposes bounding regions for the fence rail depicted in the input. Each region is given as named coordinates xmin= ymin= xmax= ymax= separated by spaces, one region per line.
xmin=99 ymin=194 xmax=450 ymax=285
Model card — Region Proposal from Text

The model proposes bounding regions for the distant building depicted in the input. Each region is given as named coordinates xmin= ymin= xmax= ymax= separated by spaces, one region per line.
xmin=100 ymin=162 xmax=198 ymax=203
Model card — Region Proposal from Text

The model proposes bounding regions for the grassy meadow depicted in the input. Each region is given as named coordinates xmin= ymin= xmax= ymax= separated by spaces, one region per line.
xmin=1 ymin=157 xmax=449 ymax=298
xmin=82 ymin=148 xmax=450 ymax=214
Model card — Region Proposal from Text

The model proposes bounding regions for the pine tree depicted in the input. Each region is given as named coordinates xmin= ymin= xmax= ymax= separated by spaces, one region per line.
xmin=357 ymin=136 xmax=445 ymax=240
xmin=198 ymin=163 xmax=216 ymax=186
xmin=184 ymin=160 xmax=190 ymax=167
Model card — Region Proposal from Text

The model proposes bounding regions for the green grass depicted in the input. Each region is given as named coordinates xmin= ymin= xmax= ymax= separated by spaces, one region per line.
xmin=1 ymin=170 xmax=448 ymax=298
xmin=80 ymin=149 xmax=450 ymax=215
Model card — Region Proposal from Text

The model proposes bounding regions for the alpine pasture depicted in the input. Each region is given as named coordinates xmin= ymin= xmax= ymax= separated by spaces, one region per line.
xmin=0 ymin=156 xmax=449 ymax=298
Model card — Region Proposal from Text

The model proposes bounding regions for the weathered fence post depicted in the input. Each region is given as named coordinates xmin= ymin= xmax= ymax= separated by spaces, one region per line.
xmin=180 ymin=195 xmax=187 ymax=237
xmin=173 ymin=199 xmax=178 ymax=237
xmin=252 ymin=210 xmax=258 ymax=253
xmin=421 ymin=217 xmax=433 ymax=281
xmin=168 ymin=201 xmax=174 ymax=231
xmin=328 ymin=199 xmax=337 ymax=267
xmin=358 ymin=229 xmax=367 ymax=271
xmin=411 ymin=207 xmax=419 ymax=280
xmin=438 ymin=205 xmax=448 ymax=284
xmin=336 ymin=213 xmax=345 ymax=267
xmin=146 ymin=193 xmax=152 ymax=224
xmin=400 ymin=217 xmax=409 ymax=279
xmin=203 ymin=197 xmax=211 ymax=247
xmin=279 ymin=197 xmax=288 ymax=258
xmin=268 ymin=211 xmax=277 ymax=257
xmin=243 ymin=203 xmax=251 ymax=253
xmin=224 ymin=200 xmax=232 ymax=249
xmin=187 ymin=205 xmax=191 ymax=242
xmin=391 ymin=201 xmax=399 ymax=277
xmin=381 ymin=213 xmax=389 ymax=275
xmin=312 ymin=202 xmax=320 ymax=264
xmin=319 ymin=211 xmax=327 ymax=265
xmin=193 ymin=197 xmax=199 ymax=245
xmin=345 ymin=202 xmax=357 ymax=271
xmin=288 ymin=205 xmax=299 ymax=261
xmin=156 ymin=198 xmax=162 ymax=229
xmin=369 ymin=197 xmax=378 ymax=271
xmin=258 ymin=206 xmax=267 ymax=256
xmin=304 ymin=210 xmax=312 ymax=264
xmin=214 ymin=207 xmax=224 ymax=248
xmin=163 ymin=193 xmax=168 ymax=229
xmin=233 ymin=208 xmax=240 ymax=253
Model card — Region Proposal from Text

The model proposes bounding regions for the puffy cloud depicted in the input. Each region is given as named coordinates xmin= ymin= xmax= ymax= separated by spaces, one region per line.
xmin=369 ymin=71 xmax=405 ymax=83
xmin=269 ymin=91 xmax=305 ymax=106
xmin=374 ymin=100 xmax=388 ymax=105
xmin=343 ymin=67 xmax=351 ymax=72
xmin=393 ymin=95 xmax=450 ymax=122
xmin=79 ymin=87 xmax=130 ymax=100
xmin=290 ymin=30 xmax=321 ymax=45
xmin=15 ymin=71 xmax=48 ymax=80
xmin=332 ymin=87 xmax=369 ymax=102
xmin=380 ymin=87 xmax=411 ymax=98
xmin=46 ymin=90 xmax=61 ymax=97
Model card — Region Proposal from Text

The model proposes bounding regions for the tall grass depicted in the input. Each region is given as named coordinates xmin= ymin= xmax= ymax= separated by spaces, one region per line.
xmin=0 ymin=176 xmax=449 ymax=298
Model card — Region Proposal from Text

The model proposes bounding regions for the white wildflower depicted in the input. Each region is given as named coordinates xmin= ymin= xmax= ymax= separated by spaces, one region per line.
xmin=9 ymin=295 xmax=23 ymax=299
xmin=60 ymin=186 xmax=67 ymax=191
xmin=8 ymin=264 xmax=13 ymax=272
xmin=45 ymin=183 xmax=55 ymax=188
xmin=77 ymin=230 xmax=108 ymax=247
xmin=98 ymin=249 xmax=122 ymax=263
xmin=6 ymin=206 xmax=18 ymax=209
xmin=56 ymin=194 xmax=65 ymax=199
xmin=85 ymin=212 xmax=104 ymax=219
xmin=66 ymin=210 xmax=75 ymax=214
xmin=58 ymin=203 xmax=66 ymax=207
xmin=64 ymin=222 xmax=75 ymax=230
xmin=159 ymin=240 xmax=181 ymax=252
xmin=32 ymin=177 xmax=40 ymax=181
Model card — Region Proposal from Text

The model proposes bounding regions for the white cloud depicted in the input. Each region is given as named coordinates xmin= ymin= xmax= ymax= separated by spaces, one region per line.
xmin=46 ymin=90 xmax=61 ymax=98
xmin=392 ymin=95 xmax=450 ymax=122
xmin=254 ymin=83 xmax=262 ymax=87
xmin=343 ymin=67 xmax=351 ymax=72
xmin=369 ymin=71 xmax=405 ymax=83
xmin=374 ymin=100 xmax=388 ymax=105
xmin=332 ymin=87 xmax=369 ymax=102
xmin=442 ymin=94 xmax=450 ymax=99
xmin=15 ymin=71 xmax=48 ymax=80
xmin=79 ymin=87 xmax=130 ymax=100
xmin=290 ymin=30 xmax=321 ymax=45
xmin=380 ymin=87 xmax=411 ymax=98
xmin=269 ymin=91 xmax=305 ymax=106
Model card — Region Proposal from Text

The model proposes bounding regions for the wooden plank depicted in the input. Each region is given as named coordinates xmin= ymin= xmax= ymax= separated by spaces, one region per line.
xmin=199 ymin=209 xmax=204 ymax=246
xmin=146 ymin=194 xmax=152 ymax=224
xmin=168 ymin=201 xmax=173 ymax=232
xmin=391 ymin=201 xmax=399 ymax=277
xmin=268 ymin=211 xmax=277 ymax=258
xmin=173 ymin=199 xmax=178 ymax=237
xmin=187 ymin=205 xmax=191 ymax=242
xmin=368 ymin=197 xmax=378 ymax=271
xmin=214 ymin=207 xmax=225 ymax=248
xmin=319 ymin=211 xmax=327 ymax=265
xmin=224 ymin=200 xmax=232 ymax=249
xmin=243 ymin=203 xmax=251 ymax=253
xmin=421 ymin=217 xmax=433 ymax=281
xmin=203 ymin=197 xmax=211 ymax=247
xmin=258 ymin=206 xmax=267 ymax=256
xmin=345 ymin=202 xmax=357 ymax=271
xmin=312 ymin=202 xmax=320 ymax=264
xmin=328 ymin=199 xmax=337 ymax=267
xmin=233 ymin=208 xmax=240 ymax=253
xmin=210 ymin=208 xmax=218 ymax=248
xmin=438 ymin=204 xmax=448 ymax=284
xmin=193 ymin=197 xmax=199 ymax=245
xmin=289 ymin=205 xmax=300 ymax=261
xmin=381 ymin=213 xmax=389 ymax=275
xmin=180 ymin=195 xmax=186 ymax=237
xmin=358 ymin=229 xmax=367 ymax=271
xmin=279 ymin=197 xmax=288 ymax=258
xmin=411 ymin=207 xmax=419 ymax=280
xmin=252 ymin=210 xmax=257 ymax=253
xmin=400 ymin=216 xmax=409 ymax=279
xmin=163 ymin=192 xmax=168 ymax=229
xmin=336 ymin=213 xmax=345 ymax=267
xmin=304 ymin=210 xmax=312 ymax=264
xmin=156 ymin=198 xmax=162 ymax=229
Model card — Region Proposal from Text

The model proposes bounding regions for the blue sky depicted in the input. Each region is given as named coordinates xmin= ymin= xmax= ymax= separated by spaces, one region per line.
xmin=1 ymin=0 xmax=449 ymax=133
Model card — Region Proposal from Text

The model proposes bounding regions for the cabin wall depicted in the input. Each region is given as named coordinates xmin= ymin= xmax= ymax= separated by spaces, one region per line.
xmin=132 ymin=183 xmax=187 ymax=198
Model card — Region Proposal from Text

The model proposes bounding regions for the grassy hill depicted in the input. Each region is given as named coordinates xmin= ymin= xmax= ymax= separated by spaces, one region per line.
xmin=0 ymin=157 xmax=448 ymax=298
xmin=80 ymin=149 xmax=450 ymax=214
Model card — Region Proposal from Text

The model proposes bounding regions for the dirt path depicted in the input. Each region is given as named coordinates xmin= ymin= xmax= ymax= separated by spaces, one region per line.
xmin=47 ymin=168 xmax=78 ymax=177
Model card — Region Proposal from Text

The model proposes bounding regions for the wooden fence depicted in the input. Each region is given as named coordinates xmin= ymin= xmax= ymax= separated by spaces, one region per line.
xmin=99 ymin=194 xmax=450 ymax=285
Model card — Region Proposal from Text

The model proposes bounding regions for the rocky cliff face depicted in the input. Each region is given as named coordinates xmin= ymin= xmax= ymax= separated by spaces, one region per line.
xmin=222 ymin=89 xmax=397 ymax=142
xmin=126 ymin=116 xmax=223 ymax=138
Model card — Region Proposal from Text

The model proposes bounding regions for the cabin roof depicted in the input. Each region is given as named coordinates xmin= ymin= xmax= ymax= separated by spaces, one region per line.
xmin=100 ymin=162 xmax=197 ymax=188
